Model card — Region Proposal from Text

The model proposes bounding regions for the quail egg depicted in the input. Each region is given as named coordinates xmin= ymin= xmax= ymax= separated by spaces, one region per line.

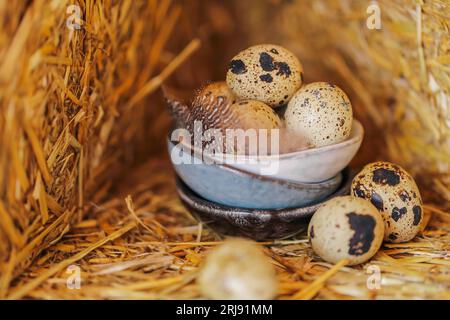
xmin=197 ymin=238 xmax=277 ymax=300
xmin=285 ymin=82 xmax=353 ymax=148
xmin=351 ymin=161 xmax=423 ymax=243
xmin=230 ymin=100 xmax=281 ymax=129
xmin=228 ymin=100 xmax=281 ymax=154
xmin=308 ymin=196 xmax=384 ymax=266
xmin=226 ymin=44 xmax=304 ymax=108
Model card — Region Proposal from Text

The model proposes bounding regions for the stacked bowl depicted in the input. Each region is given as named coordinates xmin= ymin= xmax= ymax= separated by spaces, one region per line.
xmin=167 ymin=120 xmax=363 ymax=240
xmin=166 ymin=44 xmax=364 ymax=239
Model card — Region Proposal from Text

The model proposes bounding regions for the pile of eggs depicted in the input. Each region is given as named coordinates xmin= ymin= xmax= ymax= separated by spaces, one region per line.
xmin=187 ymin=44 xmax=354 ymax=152
xmin=198 ymin=238 xmax=277 ymax=300
xmin=188 ymin=44 xmax=424 ymax=282
xmin=220 ymin=44 xmax=423 ymax=265
xmin=308 ymin=161 xmax=424 ymax=265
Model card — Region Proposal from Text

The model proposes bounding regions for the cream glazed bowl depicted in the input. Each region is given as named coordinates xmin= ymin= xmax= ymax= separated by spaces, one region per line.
xmin=208 ymin=119 xmax=364 ymax=183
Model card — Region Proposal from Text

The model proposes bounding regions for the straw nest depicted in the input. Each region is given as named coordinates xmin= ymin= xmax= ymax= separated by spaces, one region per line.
xmin=5 ymin=160 xmax=450 ymax=299
xmin=0 ymin=0 xmax=199 ymax=289
xmin=1 ymin=0 xmax=449 ymax=299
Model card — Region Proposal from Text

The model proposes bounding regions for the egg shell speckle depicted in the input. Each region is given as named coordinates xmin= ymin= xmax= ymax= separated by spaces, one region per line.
xmin=226 ymin=100 xmax=281 ymax=155
xmin=308 ymin=196 xmax=384 ymax=266
xmin=351 ymin=161 xmax=423 ymax=243
xmin=285 ymin=82 xmax=353 ymax=147
xmin=197 ymin=238 xmax=277 ymax=300
xmin=231 ymin=100 xmax=281 ymax=129
xmin=226 ymin=44 xmax=303 ymax=108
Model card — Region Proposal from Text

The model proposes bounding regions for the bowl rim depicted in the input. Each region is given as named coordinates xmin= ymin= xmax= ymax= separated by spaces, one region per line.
xmin=175 ymin=168 xmax=352 ymax=218
xmin=170 ymin=119 xmax=363 ymax=162
xmin=244 ymin=118 xmax=362 ymax=160
xmin=167 ymin=138 xmax=346 ymax=190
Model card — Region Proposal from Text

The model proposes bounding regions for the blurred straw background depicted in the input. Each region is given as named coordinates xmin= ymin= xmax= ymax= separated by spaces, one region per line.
xmin=0 ymin=0 xmax=199 ymax=284
xmin=0 ymin=0 xmax=449 ymax=299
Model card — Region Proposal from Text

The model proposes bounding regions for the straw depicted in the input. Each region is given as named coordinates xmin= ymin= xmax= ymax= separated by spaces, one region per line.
xmin=5 ymin=160 xmax=448 ymax=300
xmin=1 ymin=0 xmax=448 ymax=300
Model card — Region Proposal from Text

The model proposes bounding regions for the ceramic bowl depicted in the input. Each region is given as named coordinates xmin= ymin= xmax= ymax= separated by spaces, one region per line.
xmin=209 ymin=119 xmax=363 ymax=183
xmin=175 ymin=168 xmax=352 ymax=240
xmin=168 ymin=138 xmax=343 ymax=209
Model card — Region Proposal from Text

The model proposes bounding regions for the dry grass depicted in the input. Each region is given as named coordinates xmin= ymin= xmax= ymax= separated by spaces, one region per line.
xmin=0 ymin=0 xmax=198 ymax=289
xmin=5 ymin=160 xmax=449 ymax=300
xmin=0 ymin=0 xmax=449 ymax=300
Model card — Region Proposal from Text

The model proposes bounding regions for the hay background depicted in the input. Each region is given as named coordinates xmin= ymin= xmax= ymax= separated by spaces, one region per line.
xmin=0 ymin=0 xmax=449 ymax=299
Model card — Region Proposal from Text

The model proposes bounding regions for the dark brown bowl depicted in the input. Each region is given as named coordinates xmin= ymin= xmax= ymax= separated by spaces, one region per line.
xmin=176 ymin=168 xmax=353 ymax=240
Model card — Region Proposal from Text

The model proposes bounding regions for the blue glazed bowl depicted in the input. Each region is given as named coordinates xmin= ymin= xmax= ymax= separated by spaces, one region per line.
xmin=167 ymin=138 xmax=343 ymax=209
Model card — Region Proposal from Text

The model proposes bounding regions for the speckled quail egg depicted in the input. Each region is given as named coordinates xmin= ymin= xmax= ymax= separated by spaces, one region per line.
xmin=226 ymin=44 xmax=304 ymax=108
xmin=308 ymin=196 xmax=384 ymax=266
xmin=228 ymin=100 xmax=282 ymax=155
xmin=197 ymin=238 xmax=277 ymax=300
xmin=230 ymin=100 xmax=281 ymax=129
xmin=285 ymin=82 xmax=353 ymax=148
xmin=351 ymin=161 xmax=423 ymax=243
